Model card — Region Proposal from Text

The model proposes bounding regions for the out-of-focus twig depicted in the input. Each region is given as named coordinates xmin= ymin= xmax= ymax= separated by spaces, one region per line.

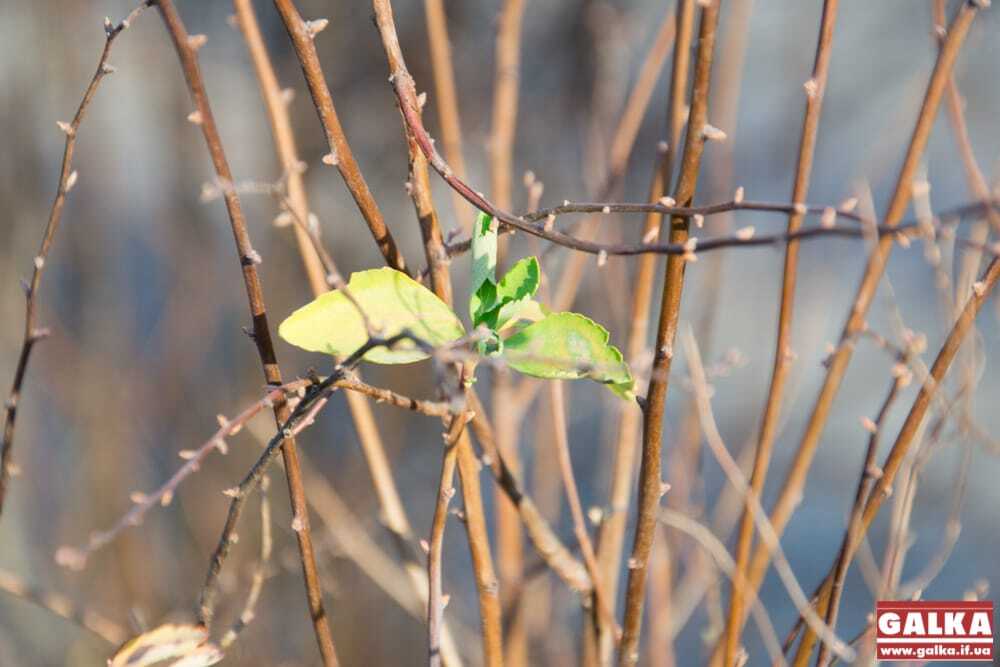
xmin=0 ymin=569 xmax=126 ymax=646
xmin=424 ymin=0 xmax=472 ymax=230
xmin=713 ymin=4 xmax=984 ymax=660
xmin=0 ymin=0 xmax=154 ymax=518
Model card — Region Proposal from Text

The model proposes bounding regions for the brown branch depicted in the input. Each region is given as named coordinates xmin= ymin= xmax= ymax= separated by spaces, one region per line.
xmin=443 ymin=197 xmax=993 ymax=260
xmin=793 ymin=253 xmax=1000 ymax=666
xmin=723 ymin=1 xmax=841 ymax=662
xmin=229 ymin=6 xmax=461 ymax=661
xmin=618 ymin=3 xmax=722 ymax=663
xmin=490 ymin=5 xmax=528 ymax=660
xmin=154 ymin=2 xmax=338 ymax=663
xmin=219 ymin=477 xmax=274 ymax=650
xmin=370 ymin=5 xmax=503 ymax=664
xmin=595 ymin=0 xmax=694 ymax=660
xmin=424 ymin=0 xmax=473 ymax=230
xmin=0 ymin=1 xmax=154 ymax=518
xmin=271 ymin=0 xmax=407 ymax=273
xmin=491 ymin=0 xmax=526 ymax=213
xmin=465 ymin=391 xmax=591 ymax=593
xmin=429 ymin=416 xmax=465 ymax=667
xmin=710 ymin=4 xmax=984 ymax=660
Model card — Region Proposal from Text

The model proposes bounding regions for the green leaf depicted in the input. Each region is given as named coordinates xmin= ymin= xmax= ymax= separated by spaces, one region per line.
xmin=496 ymin=297 xmax=546 ymax=332
xmin=502 ymin=312 xmax=634 ymax=399
xmin=279 ymin=267 xmax=465 ymax=364
xmin=475 ymin=256 xmax=541 ymax=329
xmin=469 ymin=211 xmax=498 ymax=320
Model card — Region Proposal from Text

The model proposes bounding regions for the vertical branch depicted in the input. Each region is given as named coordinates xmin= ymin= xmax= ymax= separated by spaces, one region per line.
xmin=618 ymin=3 xmax=722 ymax=664
xmin=424 ymin=0 xmax=473 ymax=230
xmin=231 ymin=0 xmax=325 ymax=295
xmin=722 ymin=1 xmax=840 ymax=663
xmin=595 ymin=1 xmax=694 ymax=662
xmin=491 ymin=0 xmax=526 ymax=214
xmin=0 ymin=3 xmax=153 ymax=518
xmin=232 ymin=1 xmax=460 ymax=661
xmin=715 ymin=3 xmax=983 ymax=658
xmin=490 ymin=1 xmax=527 ymax=663
xmin=371 ymin=6 xmax=503 ymax=665
xmin=271 ymin=0 xmax=407 ymax=273
xmin=428 ymin=422 xmax=463 ymax=667
xmin=154 ymin=2 xmax=338 ymax=664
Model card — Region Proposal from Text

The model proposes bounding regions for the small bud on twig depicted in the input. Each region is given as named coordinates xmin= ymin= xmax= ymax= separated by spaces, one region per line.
xmin=839 ymin=196 xmax=859 ymax=212
xmin=820 ymin=207 xmax=836 ymax=228
xmin=322 ymin=152 xmax=339 ymax=166
xmin=693 ymin=213 xmax=704 ymax=228
xmin=65 ymin=171 xmax=79 ymax=192
xmin=187 ymin=110 xmax=203 ymax=125
xmin=658 ymin=196 xmax=676 ymax=208
xmin=733 ymin=186 xmax=745 ymax=204
xmin=306 ymin=19 xmax=329 ymax=37
xmin=735 ymin=226 xmax=755 ymax=241
xmin=702 ymin=123 xmax=727 ymax=142
xmin=187 ymin=34 xmax=208 ymax=51
xmin=56 ymin=121 xmax=74 ymax=137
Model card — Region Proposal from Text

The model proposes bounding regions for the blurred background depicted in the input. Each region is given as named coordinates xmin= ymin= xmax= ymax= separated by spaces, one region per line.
xmin=1 ymin=0 xmax=998 ymax=664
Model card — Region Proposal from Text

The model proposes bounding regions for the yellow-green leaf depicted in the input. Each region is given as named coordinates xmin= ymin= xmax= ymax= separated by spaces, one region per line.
xmin=502 ymin=312 xmax=634 ymax=399
xmin=279 ymin=267 xmax=465 ymax=364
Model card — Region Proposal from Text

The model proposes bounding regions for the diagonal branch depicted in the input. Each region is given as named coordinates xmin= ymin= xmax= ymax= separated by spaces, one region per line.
xmin=709 ymin=4 xmax=985 ymax=662
xmin=0 ymin=1 xmax=154 ymax=518
xmin=154 ymin=2 xmax=338 ymax=663
xmin=271 ymin=0 xmax=408 ymax=273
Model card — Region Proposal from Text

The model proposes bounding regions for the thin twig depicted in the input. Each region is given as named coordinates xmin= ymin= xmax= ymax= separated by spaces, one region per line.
xmin=370 ymin=5 xmax=503 ymax=664
xmin=429 ymin=416 xmax=466 ymax=667
xmin=272 ymin=0 xmax=407 ymax=273
xmin=657 ymin=511 xmax=787 ymax=667
xmin=619 ymin=3 xmax=722 ymax=663
xmin=231 ymin=5 xmax=460 ymax=659
xmin=723 ymin=1 xmax=841 ymax=662
xmin=680 ymin=328 xmax=855 ymax=664
xmin=596 ymin=1 xmax=694 ymax=659
xmin=714 ymin=4 xmax=984 ymax=658
xmin=0 ymin=569 xmax=126 ymax=646
xmin=423 ymin=0 xmax=473 ymax=230
xmin=548 ymin=381 xmax=620 ymax=644
xmin=466 ymin=392 xmax=591 ymax=593
xmin=219 ymin=476 xmax=273 ymax=650
xmin=0 ymin=0 xmax=154 ymax=517
xmin=801 ymin=254 xmax=1000 ymax=663
xmin=813 ymin=365 xmax=907 ymax=667
xmin=154 ymin=3 xmax=339 ymax=662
